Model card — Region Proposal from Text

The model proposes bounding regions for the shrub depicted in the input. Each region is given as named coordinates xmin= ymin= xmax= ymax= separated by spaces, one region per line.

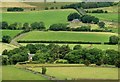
xmin=115 ymin=60 xmax=120 ymax=68
xmin=109 ymin=35 xmax=119 ymax=44
xmin=84 ymin=60 xmax=90 ymax=66
xmin=54 ymin=59 xmax=68 ymax=64
xmin=7 ymin=7 xmax=24 ymax=12
xmin=45 ymin=7 xmax=49 ymax=10
xmin=98 ymin=22 xmax=105 ymax=28
xmin=96 ymin=61 xmax=102 ymax=66
xmin=42 ymin=67 xmax=47 ymax=74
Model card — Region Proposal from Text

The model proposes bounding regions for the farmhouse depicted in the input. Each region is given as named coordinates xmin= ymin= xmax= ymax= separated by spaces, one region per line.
xmin=28 ymin=53 xmax=35 ymax=61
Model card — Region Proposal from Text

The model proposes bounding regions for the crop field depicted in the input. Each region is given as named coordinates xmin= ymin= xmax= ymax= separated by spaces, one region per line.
xmin=2 ymin=66 xmax=47 ymax=80
xmin=2 ymin=9 xmax=76 ymax=28
xmin=27 ymin=66 xmax=118 ymax=80
xmin=0 ymin=30 xmax=22 ymax=41
xmin=18 ymin=31 xmax=117 ymax=43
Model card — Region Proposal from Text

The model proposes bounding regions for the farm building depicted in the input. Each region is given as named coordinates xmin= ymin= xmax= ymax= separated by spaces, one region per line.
xmin=28 ymin=53 xmax=35 ymax=61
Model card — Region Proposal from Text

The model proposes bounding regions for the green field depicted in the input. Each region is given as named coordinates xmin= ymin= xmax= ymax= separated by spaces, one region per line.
xmin=2 ymin=66 xmax=47 ymax=80
xmin=2 ymin=9 xmax=118 ymax=28
xmin=28 ymin=66 xmax=118 ymax=80
xmin=2 ymin=9 xmax=76 ymax=28
xmin=0 ymin=30 xmax=22 ymax=41
xmin=89 ymin=13 xmax=118 ymax=22
xmin=18 ymin=31 xmax=117 ymax=43
xmin=86 ymin=6 xmax=118 ymax=13
xmin=0 ymin=42 xmax=17 ymax=53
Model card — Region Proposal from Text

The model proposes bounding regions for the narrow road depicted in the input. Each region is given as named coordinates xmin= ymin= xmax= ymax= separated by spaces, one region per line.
xmin=10 ymin=32 xmax=27 ymax=47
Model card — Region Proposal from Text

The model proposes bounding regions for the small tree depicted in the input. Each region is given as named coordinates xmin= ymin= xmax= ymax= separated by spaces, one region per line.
xmin=98 ymin=22 xmax=105 ymax=28
xmin=42 ymin=66 xmax=47 ymax=74
xmin=2 ymin=35 xmax=11 ymax=43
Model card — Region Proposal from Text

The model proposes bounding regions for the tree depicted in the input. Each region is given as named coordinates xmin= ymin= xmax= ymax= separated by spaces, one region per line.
xmin=64 ymin=50 xmax=82 ymax=63
xmin=84 ymin=59 xmax=90 ymax=66
xmin=49 ymin=23 xmax=69 ymax=31
xmin=2 ymin=55 xmax=8 ymax=65
xmin=2 ymin=49 xmax=8 ymax=55
xmin=98 ymin=22 xmax=105 ymax=28
xmin=42 ymin=67 xmax=47 ymax=74
xmin=0 ymin=21 xmax=8 ymax=29
xmin=30 ymin=22 xmax=45 ymax=30
xmin=2 ymin=35 xmax=11 ymax=43
xmin=26 ymin=44 xmax=37 ymax=54
xmin=67 ymin=13 xmax=81 ymax=21
xmin=109 ymin=35 xmax=119 ymax=44
xmin=115 ymin=59 xmax=120 ymax=68
xmin=92 ymin=17 xmax=99 ymax=24
xmin=10 ymin=54 xmax=23 ymax=64
xmin=73 ymin=45 xmax=82 ymax=50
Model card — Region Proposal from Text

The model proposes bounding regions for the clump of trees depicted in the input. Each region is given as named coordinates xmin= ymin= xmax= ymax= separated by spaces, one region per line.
xmin=67 ymin=13 xmax=81 ymax=21
xmin=0 ymin=21 xmax=46 ymax=31
xmin=67 ymin=13 xmax=99 ymax=24
xmin=1 ymin=43 xmax=120 ymax=68
xmin=61 ymin=2 xmax=115 ymax=9
xmin=2 ymin=35 xmax=11 ymax=43
xmin=7 ymin=7 xmax=24 ymax=12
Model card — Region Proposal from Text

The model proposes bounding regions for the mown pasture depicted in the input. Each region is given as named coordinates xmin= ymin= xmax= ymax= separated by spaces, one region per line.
xmin=2 ymin=9 xmax=76 ymax=28
xmin=27 ymin=65 xmax=118 ymax=80
xmin=2 ymin=66 xmax=48 ymax=80
xmin=0 ymin=30 xmax=22 ymax=41
xmin=18 ymin=31 xmax=117 ymax=43
xmin=88 ymin=13 xmax=118 ymax=22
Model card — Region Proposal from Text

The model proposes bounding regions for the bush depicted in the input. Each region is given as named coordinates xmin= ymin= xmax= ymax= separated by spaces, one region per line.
xmin=84 ymin=60 xmax=90 ymax=66
xmin=115 ymin=60 xmax=120 ymax=68
xmin=98 ymin=22 xmax=105 ymax=28
xmin=45 ymin=7 xmax=49 ymax=10
xmin=54 ymin=59 xmax=68 ymax=64
xmin=109 ymin=35 xmax=119 ymax=44
xmin=96 ymin=61 xmax=102 ymax=66
xmin=42 ymin=67 xmax=47 ymax=74
xmin=2 ymin=35 xmax=11 ymax=43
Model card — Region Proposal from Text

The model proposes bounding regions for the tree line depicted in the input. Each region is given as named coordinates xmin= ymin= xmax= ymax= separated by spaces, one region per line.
xmin=7 ymin=7 xmax=24 ymax=12
xmin=85 ymin=9 xmax=108 ymax=13
xmin=61 ymin=2 xmax=116 ymax=9
xmin=1 ymin=43 xmax=120 ymax=68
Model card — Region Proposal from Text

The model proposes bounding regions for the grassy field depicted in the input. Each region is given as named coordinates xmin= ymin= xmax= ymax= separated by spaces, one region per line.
xmin=18 ymin=31 xmax=117 ymax=43
xmin=0 ymin=42 xmax=17 ymax=53
xmin=25 ymin=2 xmax=76 ymax=10
xmin=0 ymin=30 xmax=22 ymax=41
xmin=2 ymin=66 xmax=47 ymax=80
xmin=86 ymin=6 xmax=118 ymax=13
xmin=28 ymin=66 xmax=118 ymax=80
xmin=2 ymin=9 xmax=76 ymax=28
xmin=88 ymin=13 xmax=118 ymax=22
